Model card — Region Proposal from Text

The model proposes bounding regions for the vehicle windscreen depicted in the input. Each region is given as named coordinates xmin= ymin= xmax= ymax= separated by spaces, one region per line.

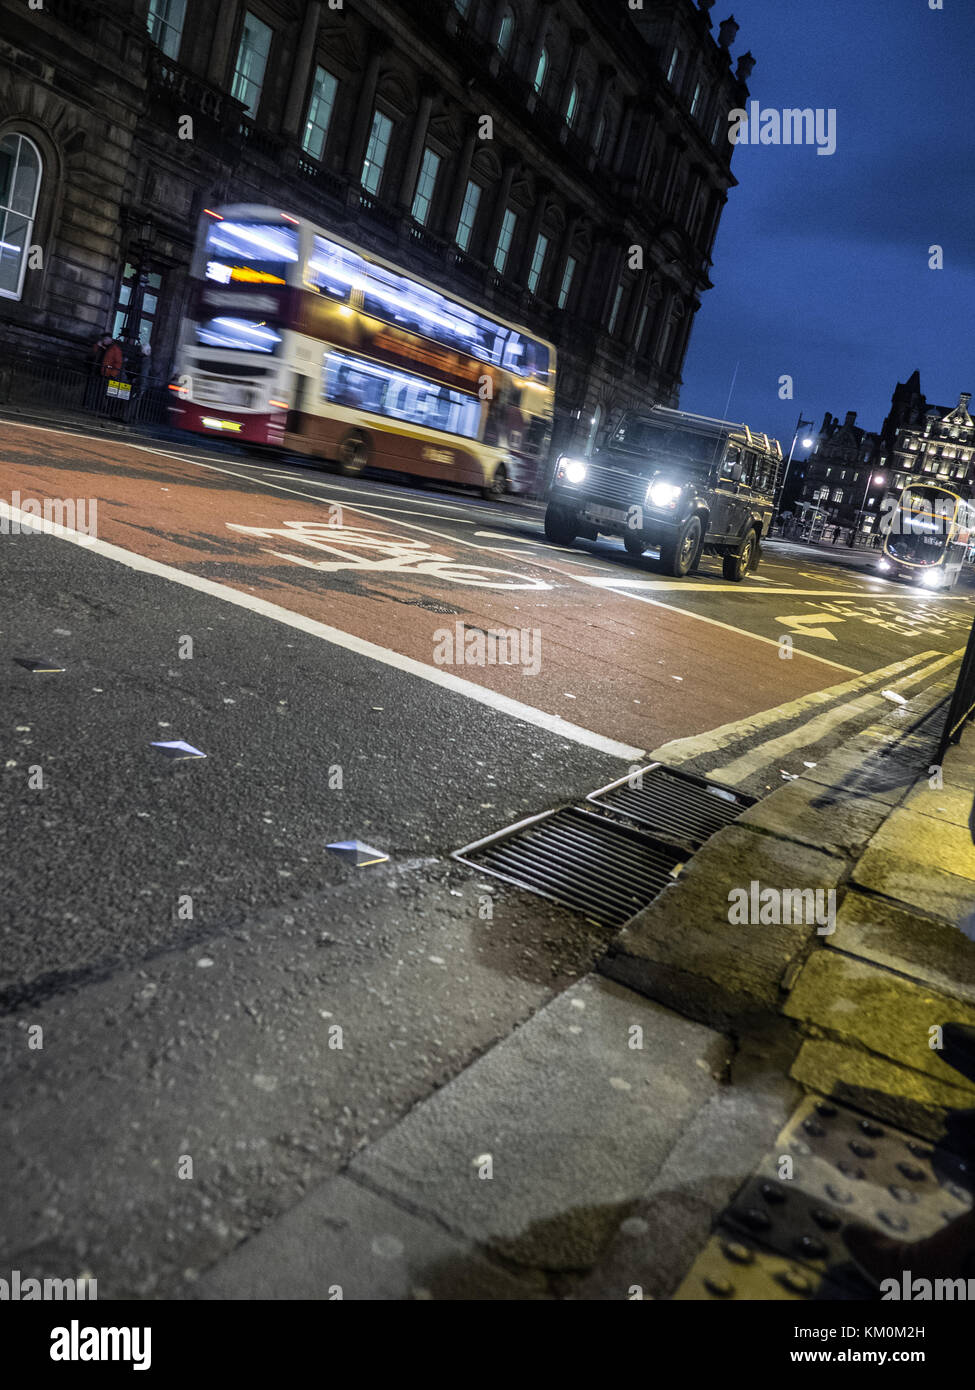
xmin=608 ymin=418 xmax=724 ymax=473
xmin=205 ymin=220 xmax=299 ymax=286
xmin=886 ymin=489 xmax=956 ymax=562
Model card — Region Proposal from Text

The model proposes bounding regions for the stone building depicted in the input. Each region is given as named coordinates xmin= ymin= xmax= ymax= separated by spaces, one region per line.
xmin=878 ymin=370 xmax=975 ymax=498
xmin=0 ymin=0 xmax=754 ymax=455
xmin=796 ymin=409 xmax=882 ymax=537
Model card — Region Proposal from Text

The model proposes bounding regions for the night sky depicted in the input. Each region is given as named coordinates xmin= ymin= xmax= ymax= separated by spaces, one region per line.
xmin=680 ymin=0 xmax=975 ymax=460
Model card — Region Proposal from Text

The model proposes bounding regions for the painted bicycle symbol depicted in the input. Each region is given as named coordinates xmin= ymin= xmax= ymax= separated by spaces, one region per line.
xmin=226 ymin=519 xmax=552 ymax=590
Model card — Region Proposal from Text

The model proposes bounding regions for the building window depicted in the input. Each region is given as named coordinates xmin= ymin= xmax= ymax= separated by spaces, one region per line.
xmin=455 ymin=180 xmax=481 ymax=252
xmin=302 ymin=66 xmax=338 ymax=161
xmin=527 ymin=232 xmax=548 ymax=295
xmin=231 ymin=12 xmax=273 ymax=118
xmin=361 ymin=110 xmax=393 ymax=195
xmin=690 ymin=81 xmax=702 ymax=116
xmin=0 ymin=132 xmax=42 ymax=302
xmin=111 ymin=262 xmax=164 ymax=348
xmin=454 ymin=0 xmax=472 ymax=15
xmin=533 ymin=47 xmax=548 ymax=94
xmin=594 ymin=110 xmax=606 ymax=153
xmin=832 ymin=488 xmax=844 ymax=504
xmin=494 ymin=208 xmax=517 ymax=274
xmin=497 ymin=9 xmax=514 ymax=58
xmin=666 ymin=47 xmax=680 ymax=83
xmin=146 ymin=0 xmax=187 ymax=59
xmin=711 ymin=112 xmax=723 ymax=144
xmin=411 ymin=147 xmax=441 ymax=226
xmin=566 ymin=82 xmax=583 ymax=129
xmin=633 ymin=301 xmax=649 ymax=349
xmin=607 ymin=283 xmax=624 ymax=335
xmin=557 ymin=255 xmax=577 ymax=310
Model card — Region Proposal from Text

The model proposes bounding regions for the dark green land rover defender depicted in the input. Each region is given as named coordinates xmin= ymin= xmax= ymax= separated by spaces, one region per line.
xmin=544 ymin=405 xmax=783 ymax=580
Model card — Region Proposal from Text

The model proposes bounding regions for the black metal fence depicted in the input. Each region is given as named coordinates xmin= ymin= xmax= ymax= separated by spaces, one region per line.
xmin=0 ymin=355 xmax=171 ymax=428
xmin=938 ymin=612 xmax=975 ymax=759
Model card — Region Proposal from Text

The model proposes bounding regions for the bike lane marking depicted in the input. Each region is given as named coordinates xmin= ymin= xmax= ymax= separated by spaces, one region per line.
xmin=0 ymin=420 xmax=878 ymax=750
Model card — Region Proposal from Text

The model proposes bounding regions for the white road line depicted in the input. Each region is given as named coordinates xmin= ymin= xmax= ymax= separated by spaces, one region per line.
xmin=1 ymin=501 xmax=644 ymax=763
xmin=704 ymin=651 xmax=960 ymax=784
xmin=649 ymin=648 xmax=945 ymax=766
xmin=580 ymin=578 xmax=970 ymax=599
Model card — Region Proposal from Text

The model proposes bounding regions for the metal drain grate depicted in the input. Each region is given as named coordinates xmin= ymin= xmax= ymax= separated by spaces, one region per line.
xmin=453 ymin=806 xmax=684 ymax=927
xmin=587 ymin=763 xmax=755 ymax=853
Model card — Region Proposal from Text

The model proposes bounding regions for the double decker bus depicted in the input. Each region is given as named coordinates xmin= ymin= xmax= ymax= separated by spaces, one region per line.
xmin=879 ymin=483 xmax=975 ymax=589
xmin=169 ymin=204 xmax=556 ymax=497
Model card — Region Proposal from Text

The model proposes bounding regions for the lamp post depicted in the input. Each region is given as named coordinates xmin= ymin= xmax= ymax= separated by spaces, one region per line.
xmin=775 ymin=413 xmax=814 ymax=519
xmin=851 ymin=470 xmax=886 ymax=548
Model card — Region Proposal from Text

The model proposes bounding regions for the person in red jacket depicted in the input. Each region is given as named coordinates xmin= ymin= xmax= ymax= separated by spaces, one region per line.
xmin=100 ymin=339 xmax=124 ymax=378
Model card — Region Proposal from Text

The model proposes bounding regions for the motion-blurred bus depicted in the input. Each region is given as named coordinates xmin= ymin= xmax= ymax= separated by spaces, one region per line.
xmin=169 ymin=205 xmax=555 ymax=498
xmin=879 ymin=483 xmax=975 ymax=590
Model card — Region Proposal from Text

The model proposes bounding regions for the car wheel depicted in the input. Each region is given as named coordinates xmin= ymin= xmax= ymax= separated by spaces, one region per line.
xmin=482 ymin=463 xmax=507 ymax=500
xmin=623 ymin=532 xmax=646 ymax=557
xmin=659 ymin=515 xmax=703 ymax=577
xmin=544 ymin=503 xmax=577 ymax=546
xmin=337 ymin=433 xmax=369 ymax=477
xmin=723 ymin=528 xmax=758 ymax=582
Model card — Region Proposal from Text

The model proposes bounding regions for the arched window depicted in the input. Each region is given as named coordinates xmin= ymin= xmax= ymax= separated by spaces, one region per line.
xmin=497 ymin=9 xmax=514 ymax=58
xmin=533 ymin=46 xmax=548 ymax=94
xmin=0 ymin=132 xmax=42 ymax=301
xmin=566 ymin=81 xmax=583 ymax=129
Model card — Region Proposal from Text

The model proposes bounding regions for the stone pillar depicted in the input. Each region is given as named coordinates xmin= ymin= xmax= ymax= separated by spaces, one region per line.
xmin=207 ymin=0 xmax=239 ymax=87
xmin=441 ymin=123 xmax=478 ymax=241
xmin=282 ymin=1 xmax=323 ymax=137
xmin=342 ymin=37 xmax=387 ymax=178
xmin=397 ymin=87 xmax=436 ymax=211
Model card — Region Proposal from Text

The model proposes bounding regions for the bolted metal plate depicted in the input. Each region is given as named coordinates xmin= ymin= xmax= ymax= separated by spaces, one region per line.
xmin=453 ymin=805 xmax=684 ymax=928
xmin=672 ymin=1230 xmax=854 ymax=1301
xmin=586 ymin=762 xmax=755 ymax=854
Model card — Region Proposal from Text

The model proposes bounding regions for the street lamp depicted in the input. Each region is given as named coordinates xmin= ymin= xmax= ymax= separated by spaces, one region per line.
xmin=851 ymin=471 xmax=886 ymax=548
xmin=775 ymin=413 xmax=814 ymax=518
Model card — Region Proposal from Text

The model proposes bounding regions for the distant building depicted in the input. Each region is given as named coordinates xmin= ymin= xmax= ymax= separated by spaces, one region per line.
xmin=0 ymin=0 xmax=755 ymax=458
xmin=796 ymin=410 xmax=882 ymax=537
xmin=879 ymin=370 xmax=975 ymax=498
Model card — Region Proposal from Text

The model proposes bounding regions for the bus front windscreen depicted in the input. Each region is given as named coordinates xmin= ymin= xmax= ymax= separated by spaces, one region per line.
xmin=205 ymin=220 xmax=299 ymax=286
xmin=886 ymin=490 xmax=957 ymax=563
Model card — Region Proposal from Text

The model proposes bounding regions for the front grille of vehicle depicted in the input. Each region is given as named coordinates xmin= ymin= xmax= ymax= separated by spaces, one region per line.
xmin=573 ymin=462 xmax=648 ymax=509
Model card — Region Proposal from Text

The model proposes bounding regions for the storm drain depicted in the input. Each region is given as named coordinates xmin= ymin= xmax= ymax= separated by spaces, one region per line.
xmin=587 ymin=763 xmax=756 ymax=853
xmin=453 ymin=805 xmax=684 ymax=927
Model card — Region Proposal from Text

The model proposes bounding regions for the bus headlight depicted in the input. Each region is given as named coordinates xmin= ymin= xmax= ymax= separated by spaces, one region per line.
xmin=647 ymin=480 xmax=681 ymax=510
xmin=878 ymin=559 xmax=891 ymax=571
xmin=558 ymin=457 xmax=588 ymax=484
xmin=921 ymin=569 xmax=941 ymax=588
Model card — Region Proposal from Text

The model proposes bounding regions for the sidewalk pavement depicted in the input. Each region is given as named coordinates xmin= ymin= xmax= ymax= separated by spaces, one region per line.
xmin=190 ymin=668 xmax=975 ymax=1301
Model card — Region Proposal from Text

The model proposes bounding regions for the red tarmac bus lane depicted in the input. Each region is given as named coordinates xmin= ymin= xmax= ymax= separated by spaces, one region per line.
xmin=0 ymin=421 xmax=849 ymax=753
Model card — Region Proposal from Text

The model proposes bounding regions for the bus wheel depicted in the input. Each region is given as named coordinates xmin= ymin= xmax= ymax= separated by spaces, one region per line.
xmin=482 ymin=463 xmax=507 ymax=499
xmin=338 ymin=433 xmax=369 ymax=477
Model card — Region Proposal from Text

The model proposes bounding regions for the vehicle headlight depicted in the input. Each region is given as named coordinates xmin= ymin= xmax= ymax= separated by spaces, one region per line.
xmin=878 ymin=559 xmax=891 ymax=571
xmin=921 ymin=569 xmax=941 ymax=587
xmin=647 ymin=480 xmax=682 ymax=510
xmin=557 ymin=456 xmax=588 ymax=485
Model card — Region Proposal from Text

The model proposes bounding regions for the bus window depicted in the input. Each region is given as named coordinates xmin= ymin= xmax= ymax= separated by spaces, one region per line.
xmin=195 ymin=317 xmax=282 ymax=353
xmin=322 ymin=353 xmax=481 ymax=438
xmin=206 ymin=221 xmax=299 ymax=285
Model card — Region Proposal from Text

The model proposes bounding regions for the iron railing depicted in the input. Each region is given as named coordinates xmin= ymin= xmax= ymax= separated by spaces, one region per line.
xmin=0 ymin=355 xmax=171 ymax=428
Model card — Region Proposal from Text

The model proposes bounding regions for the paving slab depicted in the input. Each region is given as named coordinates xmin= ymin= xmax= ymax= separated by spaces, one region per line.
xmin=901 ymin=779 xmax=975 ymax=830
xmin=784 ymin=950 xmax=975 ymax=1093
xmin=832 ymin=889 xmax=975 ymax=1005
xmin=738 ymin=779 xmax=890 ymax=857
xmin=349 ymin=975 xmax=730 ymax=1273
xmin=601 ymin=825 xmax=846 ymax=1028
xmin=193 ymin=1174 xmax=544 ymax=1300
xmin=790 ymin=1039 xmax=975 ymax=1140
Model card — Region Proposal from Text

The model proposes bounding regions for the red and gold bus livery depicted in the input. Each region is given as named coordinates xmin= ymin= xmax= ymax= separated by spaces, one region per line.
xmin=170 ymin=205 xmax=556 ymax=496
